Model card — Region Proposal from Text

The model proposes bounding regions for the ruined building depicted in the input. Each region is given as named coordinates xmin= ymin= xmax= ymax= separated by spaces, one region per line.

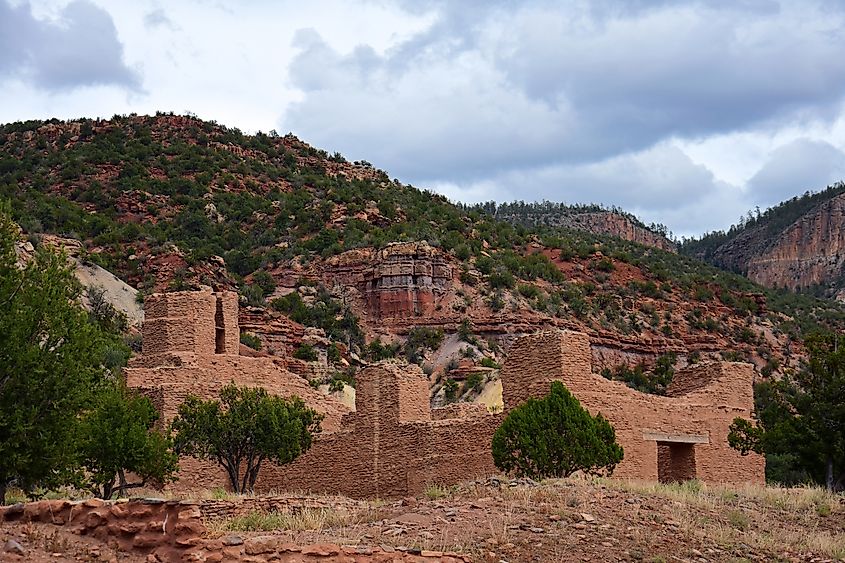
xmin=126 ymin=290 xmax=763 ymax=497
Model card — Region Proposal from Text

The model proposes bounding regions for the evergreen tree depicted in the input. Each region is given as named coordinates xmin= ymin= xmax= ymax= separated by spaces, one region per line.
xmin=492 ymin=381 xmax=623 ymax=479
xmin=729 ymin=331 xmax=845 ymax=490
xmin=78 ymin=383 xmax=178 ymax=499
xmin=0 ymin=207 xmax=119 ymax=503
xmin=170 ymin=383 xmax=322 ymax=493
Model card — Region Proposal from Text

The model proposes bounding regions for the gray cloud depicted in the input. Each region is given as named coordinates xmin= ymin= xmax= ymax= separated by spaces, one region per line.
xmin=430 ymin=143 xmax=744 ymax=236
xmin=285 ymin=1 xmax=845 ymax=178
xmin=0 ymin=0 xmax=141 ymax=92
xmin=747 ymin=139 xmax=845 ymax=205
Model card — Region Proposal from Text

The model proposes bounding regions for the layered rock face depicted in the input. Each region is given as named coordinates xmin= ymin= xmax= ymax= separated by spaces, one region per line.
xmin=746 ymin=194 xmax=845 ymax=293
xmin=708 ymin=193 xmax=845 ymax=297
xmin=364 ymin=242 xmax=452 ymax=318
xmin=499 ymin=211 xmax=677 ymax=252
xmin=324 ymin=241 xmax=452 ymax=319
xmin=561 ymin=212 xmax=677 ymax=252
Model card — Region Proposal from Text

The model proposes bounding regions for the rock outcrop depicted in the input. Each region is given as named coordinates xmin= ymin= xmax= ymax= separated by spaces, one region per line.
xmin=704 ymin=192 xmax=845 ymax=298
xmin=499 ymin=210 xmax=677 ymax=252
xmin=324 ymin=242 xmax=452 ymax=319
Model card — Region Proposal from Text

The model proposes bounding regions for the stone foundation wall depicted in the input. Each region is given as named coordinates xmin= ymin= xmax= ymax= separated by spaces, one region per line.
xmin=0 ymin=497 xmax=205 ymax=561
xmin=0 ymin=498 xmax=469 ymax=562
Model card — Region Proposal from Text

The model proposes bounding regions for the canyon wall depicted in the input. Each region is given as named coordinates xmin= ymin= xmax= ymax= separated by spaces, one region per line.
xmin=705 ymin=192 xmax=845 ymax=297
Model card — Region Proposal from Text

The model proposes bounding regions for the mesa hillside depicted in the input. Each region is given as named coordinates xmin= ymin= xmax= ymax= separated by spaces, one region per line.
xmin=1 ymin=113 xmax=845 ymax=561
xmin=682 ymin=182 xmax=845 ymax=300
xmin=4 ymin=114 xmax=845 ymax=392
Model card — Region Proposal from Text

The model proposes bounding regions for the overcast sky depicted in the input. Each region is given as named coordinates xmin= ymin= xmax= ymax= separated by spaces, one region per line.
xmin=3 ymin=0 xmax=845 ymax=237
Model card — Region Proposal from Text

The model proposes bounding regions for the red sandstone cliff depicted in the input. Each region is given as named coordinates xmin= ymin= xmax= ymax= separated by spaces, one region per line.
xmin=700 ymin=192 xmax=845 ymax=299
xmin=497 ymin=210 xmax=677 ymax=252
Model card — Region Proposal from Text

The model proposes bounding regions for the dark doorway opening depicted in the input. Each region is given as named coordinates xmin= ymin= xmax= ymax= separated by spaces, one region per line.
xmin=215 ymin=296 xmax=225 ymax=354
xmin=657 ymin=441 xmax=697 ymax=483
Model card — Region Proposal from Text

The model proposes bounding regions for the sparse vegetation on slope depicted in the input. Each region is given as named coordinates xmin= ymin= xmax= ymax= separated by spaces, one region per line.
xmin=3 ymin=113 xmax=845 ymax=380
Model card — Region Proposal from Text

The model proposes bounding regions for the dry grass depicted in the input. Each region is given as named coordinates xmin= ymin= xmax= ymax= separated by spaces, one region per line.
xmin=209 ymin=506 xmax=379 ymax=533
xmin=601 ymin=478 xmax=845 ymax=559
xmin=423 ymin=483 xmax=453 ymax=500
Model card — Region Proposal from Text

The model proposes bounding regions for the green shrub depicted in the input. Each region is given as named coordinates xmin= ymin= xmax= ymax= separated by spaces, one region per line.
xmin=239 ymin=332 xmax=262 ymax=351
xmin=480 ymin=357 xmax=500 ymax=369
xmin=457 ymin=318 xmax=476 ymax=344
xmin=590 ymin=257 xmax=615 ymax=272
xmin=365 ymin=339 xmax=399 ymax=361
xmin=489 ymin=267 xmax=516 ymax=289
xmin=466 ymin=372 xmax=485 ymax=392
xmin=405 ymin=326 xmax=444 ymax=363
xmin=492 ymin=381 xmax=623 ymax=479
xmin=293 ymin=344 xmax=318 ymax=361
xmin=241 ymin=284 xmax=265 ymax=306
xmin=444 ymin=379 xmax=459 ymax=403
xmin=270 ymin=288 xmax=364 ymax=350
xmin=517 ymin=283 xmax=541 ymax=300
xmin=251 ymin=270 xmax=276 ymax=296
xmin=327 ymin=343 xmax=341 ymax=363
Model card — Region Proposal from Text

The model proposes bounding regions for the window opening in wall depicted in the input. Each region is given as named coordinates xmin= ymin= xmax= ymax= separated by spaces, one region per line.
xmin=657 ymin=441 xmax=697 ymax=483
xmin=215 ymin=296 xmax=225 ymax=354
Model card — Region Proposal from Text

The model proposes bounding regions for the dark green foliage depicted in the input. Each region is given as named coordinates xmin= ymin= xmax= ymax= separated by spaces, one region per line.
xmin=78 ymin=383 xmax=178 ymax=499
xmin=590 ymin=257 xmax=615 ymax=272
xmin=480 ymin=357 xmax=500 ymax=369
xmin=728 ymin=332 xmax=845 ymax=490
xmin=405 ymin=327 xmax=445 ymax=363
xmin=328 ymin=368 xmax=356 ymax=391
xmin=327 ymin=342 xmax=341 ymax=363
xmin=492 ymin=381 xmax=623 ymax=479
xmin=293 ymin=344 xmax=318 ymax=361
xmin=241 ymin=284 xmax=265 ymax=306
xmin=443 ymin=379 xmax=459 ymax=403
xmin=170 ymin=383 xmax=322 ymax=493
xmin=0 ymin=207 xmax=127 ymax=503
xmin=457 ymin=318 xmax=479 ymax=345
xmin=251 ymin=271 xmax=276 ymax=296
xmin=465 ymin=372 xmax=485 ymax=392
xmin=365 ymin=339 xmax=399 ymax=361
xmin=270 ymin=288 xmax=363 ymax=350
xmin=86 ymin=285 xmax=129 ymax=334
xmin=605 ymin=353 xmax=676 ymax=395
xmin=240 ymin=333 xmax=262 ymax=351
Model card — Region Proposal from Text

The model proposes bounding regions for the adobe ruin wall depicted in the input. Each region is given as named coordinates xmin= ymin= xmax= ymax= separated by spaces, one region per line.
xmin=126 ymin=290 xmax=763 ymax=499
xmin=500 ymin=331 xmax=764 ymax=484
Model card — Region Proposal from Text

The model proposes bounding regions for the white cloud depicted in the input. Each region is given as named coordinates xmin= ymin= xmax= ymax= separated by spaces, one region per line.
xmin=747 ymin=139 xmax=845 ymax=204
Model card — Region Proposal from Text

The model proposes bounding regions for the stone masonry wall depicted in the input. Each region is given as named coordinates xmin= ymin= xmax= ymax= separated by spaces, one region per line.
xmin=260 ymin=363 xmax=502 ymax=498
xmin=0 ymin=498 xmax=471 ymax=562
xmin=500 ymin=331 xmax=764 ymax=484
xmin=126 ymin=290 xmax=762 ymax=499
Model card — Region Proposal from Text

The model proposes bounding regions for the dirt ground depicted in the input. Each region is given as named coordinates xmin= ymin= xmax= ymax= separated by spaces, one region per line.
xmin=2 ymin=477 xmax=843 ymax=562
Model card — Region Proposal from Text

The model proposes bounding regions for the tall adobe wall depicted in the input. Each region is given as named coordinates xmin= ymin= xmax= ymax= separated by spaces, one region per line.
xmin=500 ymin=331 xmax=764 ymax=484
xmin=260 ymin=363 xmax=501 ymax=498
xmin=127 ymin=292 xmax=761 ymax=497
xmin=125 ymin=289 xmax=351 ymax=492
